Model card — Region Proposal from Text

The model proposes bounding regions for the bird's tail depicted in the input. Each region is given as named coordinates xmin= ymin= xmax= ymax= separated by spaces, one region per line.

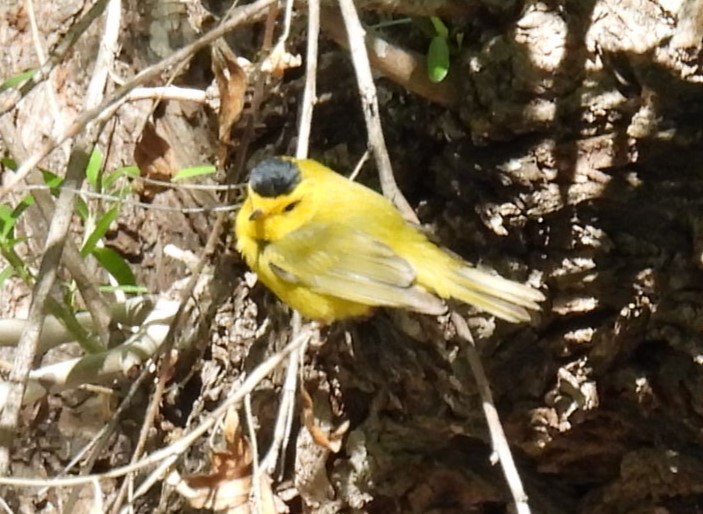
xmin=444 ymin=265 xmax=544 ymax=322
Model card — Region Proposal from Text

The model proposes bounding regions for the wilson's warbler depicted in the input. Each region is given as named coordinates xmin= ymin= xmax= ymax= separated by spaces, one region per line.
xmin=235 ymin=157 xmax=544 ymax=324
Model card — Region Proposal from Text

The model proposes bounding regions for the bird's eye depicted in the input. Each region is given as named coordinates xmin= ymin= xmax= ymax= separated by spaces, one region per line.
xmin=283 ymin=200 xmax=300 ymax=213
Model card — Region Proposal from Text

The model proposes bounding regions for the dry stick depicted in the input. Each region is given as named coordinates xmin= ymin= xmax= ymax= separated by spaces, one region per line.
xmin=451 ymin=312 xmax=531 ymax=514
xmin=337 ymin=0 xmax=418 ymax=224
xmin=244 ymin=393 xmax=261 ymax=510
xmin=295 ymin=0 xmax=320 ymax=160
xmin=260 ymin=313 xmax=304 ymax=476
xmin=0 ymin=495 xmax=13 ymax=514
xmin=0 ymin=0 xmax=123 ymax=474
xmin=0 ymin=328 xmax=313 ymax=489
xmin=0 ymin=0 xmax=277 ymax=198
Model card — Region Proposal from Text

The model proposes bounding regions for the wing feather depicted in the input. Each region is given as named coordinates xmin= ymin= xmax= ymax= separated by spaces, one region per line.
xmin=264 ymin=222 xmax=445 ymax=315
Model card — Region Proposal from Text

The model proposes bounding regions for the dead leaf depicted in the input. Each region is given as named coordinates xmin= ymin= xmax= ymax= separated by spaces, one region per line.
xmin=133 ymin=122 xmax=179 ymax=199
xmin=301 ymin=385 xmax=349 ymax=453
xmin=261 ymin=41 xmax=302 ymax=79
xmin=169 ymin=408 xmax=279 ymax=513
xmin=211 ymin=41 xmax=247 ymax=167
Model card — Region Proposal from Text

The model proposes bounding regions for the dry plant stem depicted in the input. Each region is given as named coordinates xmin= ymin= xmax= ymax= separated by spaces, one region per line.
xmin=126 ymin=86 xmax=208 ymax=103
xmin=244 ymin=393 xmax=261 ymax=510
xmin=337 ymin=0 xmax=418 ymax=224
xmin=0 ymin=495 xmax=13 ymax=514
xmin=0 ymin=0 xmax=123 ymax=471
xmin=0 ymin=328 xmax=314 ymax=488
xmin=1 ymin=0 xmax=277 ymax=197
xmin=260 ymin=313 xmax=304 ymax=476
xmin=62 ymin=375 xmax=152 ymax=513
xmin=320 ymin=8 xmax=458 ymax=107
xmin=295 ymin=0 xmax=320 ymax=159
xmin=0 ymin=0 xmax=111 ymax=116
xmin=348 ymin=149 xmax=370 ymax=181
xmin=450 ymin=312 xmax=531 ymax=514
xmin=0 ymin=152 xmax=86 ymax=476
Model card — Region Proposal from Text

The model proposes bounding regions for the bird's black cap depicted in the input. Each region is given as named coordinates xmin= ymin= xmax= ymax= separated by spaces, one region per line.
xmin=249 ymin=158 xmax=301 ymax=197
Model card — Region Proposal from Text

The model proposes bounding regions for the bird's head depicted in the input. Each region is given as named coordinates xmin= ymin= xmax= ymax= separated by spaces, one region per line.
xmin=238 ymin=157 xmax=316 ymax=241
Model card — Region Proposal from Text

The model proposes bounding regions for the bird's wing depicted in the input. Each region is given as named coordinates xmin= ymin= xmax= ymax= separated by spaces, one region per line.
xmin=264 ymin=222 xmax=446 ymax=315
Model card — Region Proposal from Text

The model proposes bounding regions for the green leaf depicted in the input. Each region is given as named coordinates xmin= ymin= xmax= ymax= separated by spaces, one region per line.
xmin=99 ymin=284 xmax=148 ymax=294
xmin=172 ymin=165 xmax=217 ymax=182
xmin=85 ymin=147 xmax=103 ymax=188
xmin=1 ymin=157 xmax=18 ymax=170
xmin=41 ymin=169 xmax=64 ymax=196
xmin=0 ymin=69 xmax=37 ymax=92
xmin=74 ymin=197 xmax=89 ymax=221
xmin=0 ymin=266 xmax=14 ymax=289
xmin=427 ymin=36 xmax=450 ymax=83
xmin=0 ymin=204 xmax=14 ymax=239
xmin=1 ymin=195 xmax=35 ymax=240
xmin=91 ymin=247 xmax=136 ymax=286
xmin=429 ymin=17 xmax=449 ymax=38
xmin=104 ymin=165 xmax=139 ymax=190
xmin=81 ymin=206 xmax=119 ymax=257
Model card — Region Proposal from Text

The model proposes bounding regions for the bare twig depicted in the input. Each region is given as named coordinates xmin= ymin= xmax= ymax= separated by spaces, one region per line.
xmin=295 ymin=0 xmax=320 ymax=159
xmin=126 ymin=86 xmax=208 ymax=103
xmin=451 ymin=312 xmax=531 ymax=514
xmin=348 ymin=149 xmax=370 ymax=181
xmin=337 ymin=0 xmax=418 ymax=223
xmin=228 ymin=2 xmax=278 ymax=186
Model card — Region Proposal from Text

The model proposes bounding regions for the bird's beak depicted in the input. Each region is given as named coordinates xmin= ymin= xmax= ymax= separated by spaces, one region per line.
xmin=249 ymin=208 xmax=264 ymax=221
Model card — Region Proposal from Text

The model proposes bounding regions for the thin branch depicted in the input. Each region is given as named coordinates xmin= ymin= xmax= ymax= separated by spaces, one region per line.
xmin=451 ymin=312 xmax=532 ymax=514
xmin=126 ymin=86 xmax=208 ymax=103
xmin=295 ymin=0 xmax=320 ymax=159
xmin=337 ymin=0 xmax=418 ymax=223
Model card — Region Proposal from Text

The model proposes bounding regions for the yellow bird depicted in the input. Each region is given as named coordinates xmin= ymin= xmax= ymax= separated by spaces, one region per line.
xmin=235 ymin=157 xmax=544 ymax=324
